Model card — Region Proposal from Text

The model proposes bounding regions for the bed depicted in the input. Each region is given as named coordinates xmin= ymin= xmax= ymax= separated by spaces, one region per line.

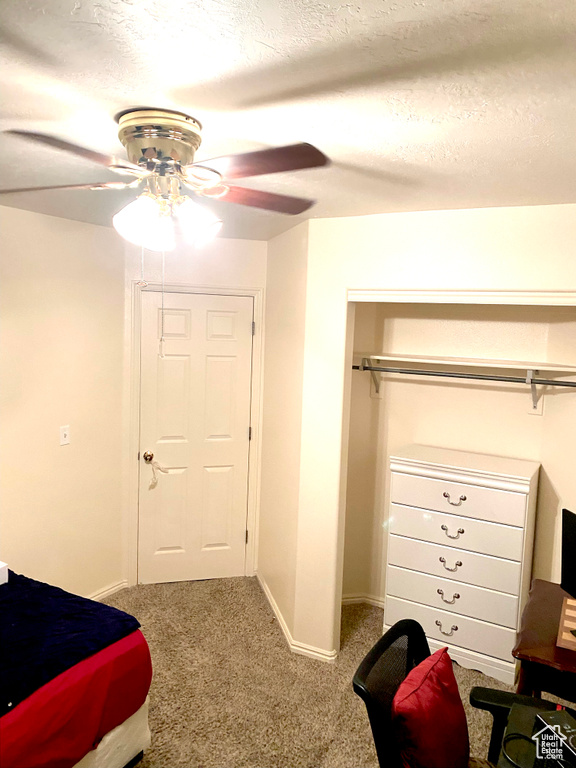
xmin=0 ymin=571 xmax=153 ymax=768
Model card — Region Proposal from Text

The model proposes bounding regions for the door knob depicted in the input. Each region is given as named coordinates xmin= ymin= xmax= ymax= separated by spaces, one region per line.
xmin=143 ymin=451 xmax=154 ymax=463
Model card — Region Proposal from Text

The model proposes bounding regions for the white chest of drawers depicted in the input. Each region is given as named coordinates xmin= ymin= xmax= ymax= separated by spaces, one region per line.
xmin=384 ymin=445 xmax=540 ymax=684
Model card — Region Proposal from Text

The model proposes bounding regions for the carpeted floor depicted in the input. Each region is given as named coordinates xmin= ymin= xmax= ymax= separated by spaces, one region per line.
xmin=105 ymin=576 xmax=514 ymax=768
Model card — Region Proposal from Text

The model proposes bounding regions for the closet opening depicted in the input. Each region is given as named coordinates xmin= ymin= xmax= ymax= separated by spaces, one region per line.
xmin=340 ymin=300 xmax=576 ymax=656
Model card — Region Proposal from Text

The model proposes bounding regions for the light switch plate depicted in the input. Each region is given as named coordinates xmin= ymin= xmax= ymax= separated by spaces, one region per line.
xmin=60 ymin=425 xmax=70 ymax=445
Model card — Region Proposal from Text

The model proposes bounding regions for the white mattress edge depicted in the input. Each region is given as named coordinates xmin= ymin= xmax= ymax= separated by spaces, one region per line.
xmin=73 ymin=697 xmax=151 ymax=768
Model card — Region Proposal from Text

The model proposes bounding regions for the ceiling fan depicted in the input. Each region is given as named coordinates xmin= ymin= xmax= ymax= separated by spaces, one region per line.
xmin=1 ymin=107 xmax=329 ymax=250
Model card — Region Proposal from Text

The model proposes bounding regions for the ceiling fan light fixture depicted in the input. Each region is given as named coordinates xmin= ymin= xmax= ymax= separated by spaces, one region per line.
xmin=112 ymin=193 xmax=175 ymax=252
xmin=3 ymin=114 xmax=327 ymax=231
xmin=113 ymin=191 xmax=221 ymax=251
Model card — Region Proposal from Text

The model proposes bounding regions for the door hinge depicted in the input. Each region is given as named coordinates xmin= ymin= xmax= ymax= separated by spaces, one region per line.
xmin=252 ymin=321 xmax=256 ymax=336
xmin=245 ymin=529 xmax=249 ymax=544
xmin=249 ymin=426 xmax=252 ymax=440
xmin=137 ymin=451 xmax=140 ymax=460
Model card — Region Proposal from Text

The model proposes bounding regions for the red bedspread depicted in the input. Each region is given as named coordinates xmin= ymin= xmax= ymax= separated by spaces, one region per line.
xmin=0 ymin=630 xmax=152 ymax=768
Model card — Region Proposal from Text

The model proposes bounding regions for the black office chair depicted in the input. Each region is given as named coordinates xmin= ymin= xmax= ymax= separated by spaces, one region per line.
xmin=353 ymin=619 xmax=557 ymax=767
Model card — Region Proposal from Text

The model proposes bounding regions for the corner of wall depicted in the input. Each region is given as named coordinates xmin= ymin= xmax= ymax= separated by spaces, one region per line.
xmin=257 ymin=221 xmax=310 ymax=636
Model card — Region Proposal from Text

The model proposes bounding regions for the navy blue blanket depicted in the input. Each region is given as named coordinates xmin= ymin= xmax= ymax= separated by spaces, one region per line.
xmin=0 ymin=571 xmax=140 ymax=717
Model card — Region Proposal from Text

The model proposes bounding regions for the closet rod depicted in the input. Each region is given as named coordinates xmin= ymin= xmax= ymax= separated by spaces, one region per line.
xmin=352 ymin=364 xmax=576 ymax=388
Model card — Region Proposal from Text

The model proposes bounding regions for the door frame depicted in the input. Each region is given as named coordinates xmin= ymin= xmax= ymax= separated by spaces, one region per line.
xmin=123 ymin=280 xmax=264 ymax=586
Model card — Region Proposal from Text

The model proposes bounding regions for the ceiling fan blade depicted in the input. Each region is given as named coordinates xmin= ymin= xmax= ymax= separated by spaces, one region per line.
xmin=0 ymin=181 xmax=133 ymax=194
xmin=213 ymin=185 xmax=315 ymax=214
xmin=5 ymin=130 xmax=146 ymax=176
xmin=198 ymin=143 xmax=329 ymax=180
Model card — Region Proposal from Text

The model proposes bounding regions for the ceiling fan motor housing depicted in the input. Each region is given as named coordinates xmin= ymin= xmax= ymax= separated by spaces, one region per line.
xmin=117 ymin=108 xmax=202 ymax=167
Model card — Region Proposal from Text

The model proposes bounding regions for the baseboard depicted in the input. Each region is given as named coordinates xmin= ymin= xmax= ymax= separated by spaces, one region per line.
xmin=256 ymin=572 xmax=337 ymax=663
xmin=87 ymin=579 xmax=128 ymax=602
xmin=290 ymin=639 xmax=338 ymax=663
xmin=255 ymin=572 xmax=294 ymax=648
xmin=342 ymin=593 xmax=385 ymax=609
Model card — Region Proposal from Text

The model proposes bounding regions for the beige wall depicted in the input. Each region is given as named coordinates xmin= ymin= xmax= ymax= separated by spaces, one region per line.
xmin=258 ymin=223 xmax=309 ymax=630
xmin=0 ymin=207 xmax=268 ymax=598
xmin=3 ymin=198 xmax=575 ymax=651
xmin=343 ymin=302 xmax=576 ymax=603
xmin=290 ymin=203 xmax=576 ymax=655
xmin=342 ymin=304 xmax=385 ymax=600
xmin=123 ymin=236 xmax=268 ymax=289
xmin=0 ymin=206 xmax=125 ymax=597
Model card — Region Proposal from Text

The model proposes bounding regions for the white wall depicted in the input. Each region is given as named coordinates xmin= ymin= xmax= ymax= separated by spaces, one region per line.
xmin=0 ymin=206 xmax=126 ymax=597
xmin=289 ymin=203 xmax=576 ymax=655
xmin=257 ymin=223 xmax=308 ymax=631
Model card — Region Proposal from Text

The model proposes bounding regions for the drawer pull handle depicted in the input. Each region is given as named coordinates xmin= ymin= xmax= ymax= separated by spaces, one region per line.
xmin=443 ymin=491 xmax=467 ymax=506
xmin=441 ymin=524 xmax=465 ymax=539
xmin=435 ymin=620 xmax=458 ymax=636
xmin=439 ymin=557 xmax=462 ymax=572
xmin=437 ymin=588 xmax=460 ymax=604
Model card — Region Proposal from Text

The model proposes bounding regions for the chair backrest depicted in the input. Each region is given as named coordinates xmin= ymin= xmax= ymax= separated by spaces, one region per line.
xmin=353 ymin=619 xmax=431 ymax=768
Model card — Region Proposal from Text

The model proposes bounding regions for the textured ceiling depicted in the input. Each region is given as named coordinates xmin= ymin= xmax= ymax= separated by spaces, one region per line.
xmin=1 ymin=0 xmax=575 ymax=240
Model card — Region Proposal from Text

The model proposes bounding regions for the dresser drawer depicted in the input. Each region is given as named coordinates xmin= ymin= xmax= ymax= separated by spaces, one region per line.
xmin=388 ymin=535 xmax=521 ymax=595
xmin=391 ymin=472 xmax=526 ymax=527
xmin=386 ymin=565 xmax=519 ymax=628
xmin=385 ymin=596 xmax=516 ymax=661
xmin=389 ymin=503 xmax=524 ymax=561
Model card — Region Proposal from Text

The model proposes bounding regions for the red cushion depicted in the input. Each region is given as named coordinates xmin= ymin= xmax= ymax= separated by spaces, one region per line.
xmin=391 ymin=646 xmax=470 ymax=768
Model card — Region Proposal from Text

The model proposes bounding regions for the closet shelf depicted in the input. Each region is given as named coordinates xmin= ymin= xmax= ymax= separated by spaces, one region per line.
xmin=353 ymin=353 xmax=576 ymax=408
xmin=363 ymin=353 xmax=576 ymax=374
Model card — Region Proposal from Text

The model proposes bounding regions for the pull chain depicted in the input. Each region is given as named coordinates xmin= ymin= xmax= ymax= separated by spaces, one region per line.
xmin=136 ymin=245 xmax=148 ymax=287
xmin=159 ymin=250 xmax=166 ymax=358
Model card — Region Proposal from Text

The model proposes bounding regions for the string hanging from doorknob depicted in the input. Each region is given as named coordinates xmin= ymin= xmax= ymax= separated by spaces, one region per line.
xmin=148 ymin=457 xmax=169 ymax=489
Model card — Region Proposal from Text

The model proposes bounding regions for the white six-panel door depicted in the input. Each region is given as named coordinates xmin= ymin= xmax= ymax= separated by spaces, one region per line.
xmin=138 ymin=291 xmax=254 ymax=584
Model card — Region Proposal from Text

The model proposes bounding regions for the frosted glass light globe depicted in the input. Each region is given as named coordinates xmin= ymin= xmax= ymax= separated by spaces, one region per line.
xmin=174 ymin=197 xmax=222 ymax=246
xmin=113 ymin=195 xmax=176 ymax=252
